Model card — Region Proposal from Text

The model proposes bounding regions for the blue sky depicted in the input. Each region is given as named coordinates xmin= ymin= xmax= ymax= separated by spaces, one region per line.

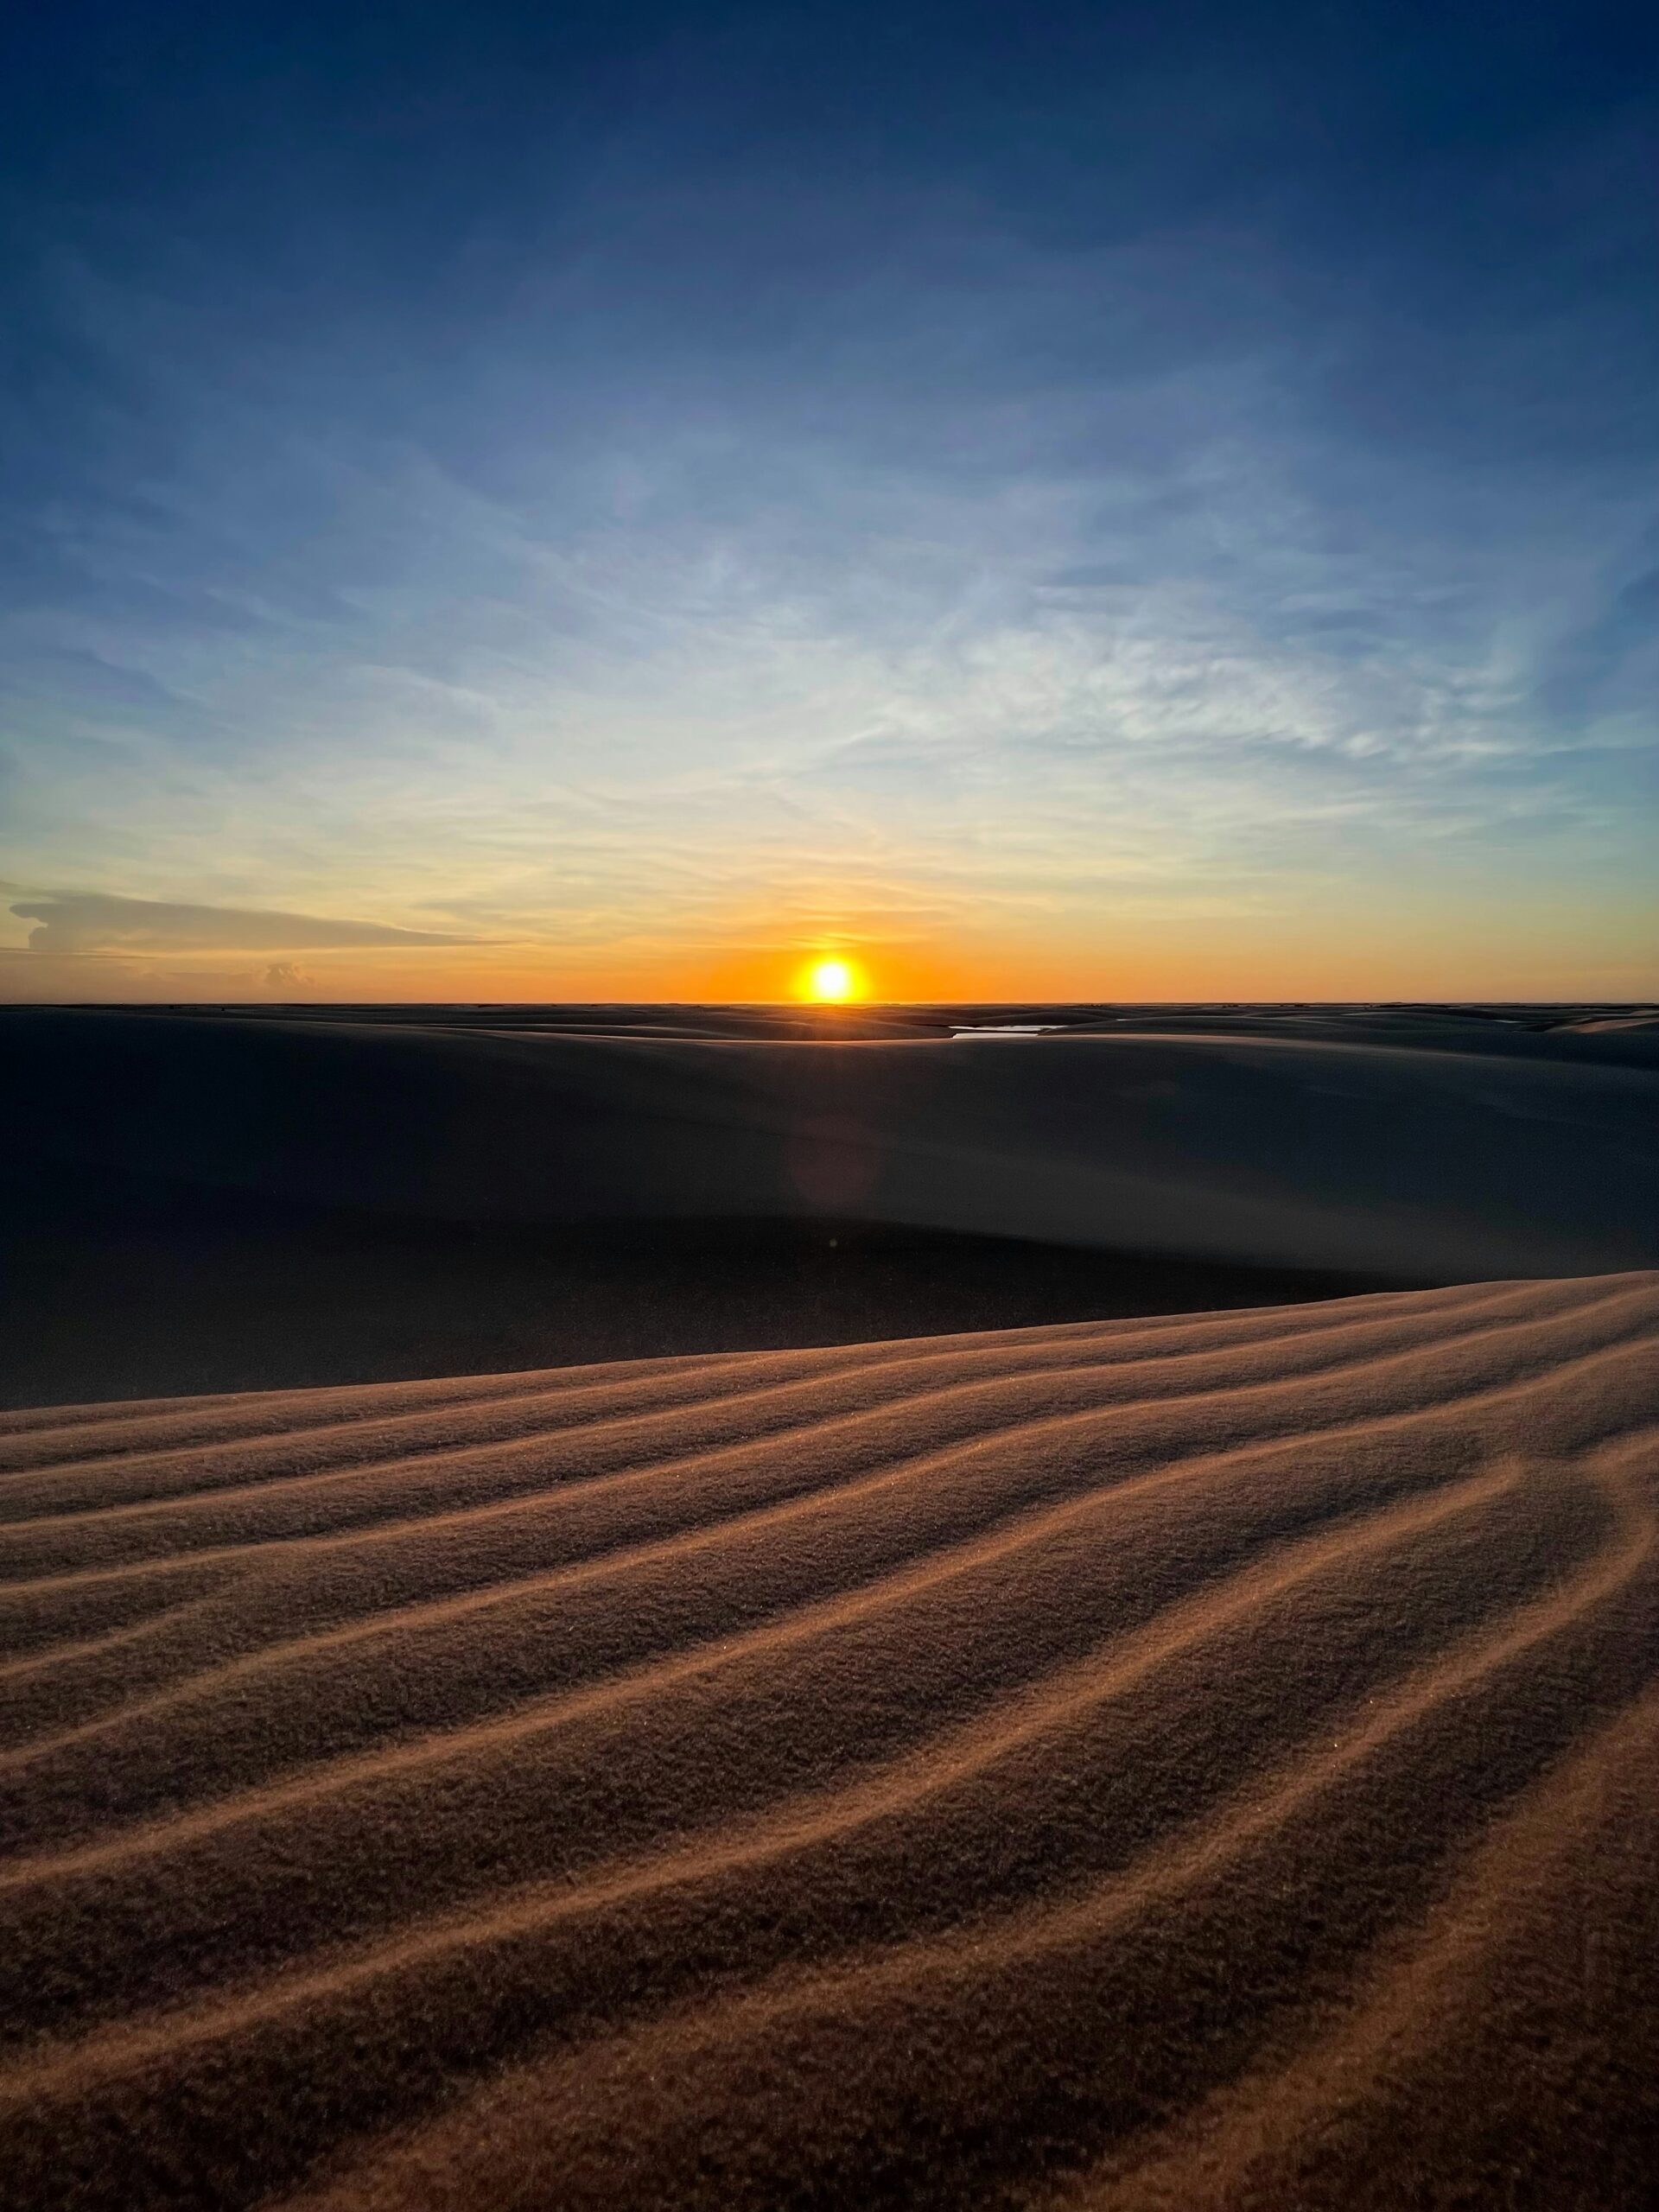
xmin=3 ymin=0 xmax=1656 ymax=998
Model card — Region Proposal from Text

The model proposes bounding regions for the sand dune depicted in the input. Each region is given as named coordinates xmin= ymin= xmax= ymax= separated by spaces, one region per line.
xmin=12 ymin=1007 xmax=1659 ymax=1280
xmin=3 ymin=1271 xmax=1657 ymax=2209
xmin=7 ymin=1004 xmax=1659 ymax=1406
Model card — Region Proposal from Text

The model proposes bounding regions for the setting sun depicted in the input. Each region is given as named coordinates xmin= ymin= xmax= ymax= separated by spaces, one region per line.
xmin=801 ymin=956 xmax=860 ymax=1002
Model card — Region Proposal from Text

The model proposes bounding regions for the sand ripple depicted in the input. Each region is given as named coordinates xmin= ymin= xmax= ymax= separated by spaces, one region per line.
xmin=3 ymin=1274 xmax=1657 ymax=2209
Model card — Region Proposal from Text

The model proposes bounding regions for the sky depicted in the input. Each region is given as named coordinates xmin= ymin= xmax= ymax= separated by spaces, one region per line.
xmin=2 ymin=0 xmax=1656 ymax=1002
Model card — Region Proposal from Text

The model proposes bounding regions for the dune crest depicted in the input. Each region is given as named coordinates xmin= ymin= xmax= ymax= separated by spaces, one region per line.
xmin=3 ymin=1274 xmax=1658 ymax=2209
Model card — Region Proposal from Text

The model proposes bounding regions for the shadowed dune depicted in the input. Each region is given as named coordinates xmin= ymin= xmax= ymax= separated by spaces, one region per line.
xmin=5 ymin=1004 xmax=1659 ymax=1405
xmin=3 ymin=1272 xmax=1657 ymax=2209
xmin=10 ymin=1009 xmax=1659 ymax=1283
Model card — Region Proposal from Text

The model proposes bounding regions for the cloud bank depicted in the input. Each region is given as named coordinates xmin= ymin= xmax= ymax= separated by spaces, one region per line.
xmin=10 ymin=895 xmax=479 ymax=956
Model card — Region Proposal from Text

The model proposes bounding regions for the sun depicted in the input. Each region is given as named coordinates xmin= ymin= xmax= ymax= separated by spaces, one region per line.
xmin=799 ymin=955 xmax=861 ymax=1002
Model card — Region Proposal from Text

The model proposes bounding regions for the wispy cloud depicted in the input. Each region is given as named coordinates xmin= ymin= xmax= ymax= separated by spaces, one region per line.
xmin=2 ymin=4 xmax=1655 ymax=995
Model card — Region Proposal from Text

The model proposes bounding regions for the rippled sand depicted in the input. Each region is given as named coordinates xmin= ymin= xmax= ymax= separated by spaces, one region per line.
xmin=3 ymin=1272 xmax=1657 ymax=2208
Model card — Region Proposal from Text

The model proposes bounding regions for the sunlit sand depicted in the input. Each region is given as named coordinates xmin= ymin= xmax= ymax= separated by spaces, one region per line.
xmin=3 ymin=1274 xmax=1656 ymax=2210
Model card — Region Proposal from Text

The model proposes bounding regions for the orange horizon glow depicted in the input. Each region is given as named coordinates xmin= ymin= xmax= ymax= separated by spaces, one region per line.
xmin=11 ymin=941 xmax=1656 ymax=1005
xmin=5 ymin=895 xmax=1656 ymax=1007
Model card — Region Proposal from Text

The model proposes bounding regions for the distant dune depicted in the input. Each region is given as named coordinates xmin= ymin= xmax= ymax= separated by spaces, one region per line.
xmin=3 ymin=1273 xmax=1658 ymax=2209
xmin=4 ymin=1005 xmax=1658 ymax=1402
xmin=10 ymin=1007 xmax=1659 ymax=1280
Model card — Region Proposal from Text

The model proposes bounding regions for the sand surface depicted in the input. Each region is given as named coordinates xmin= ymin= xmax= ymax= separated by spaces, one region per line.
xmin=6 ymin=1004 xmax=1659 ymax=1403
xmin=4 ymin=1272 xmax=1658 ymax=2208
xmin=11 ymin=1008 xmax=1659 ymax=1285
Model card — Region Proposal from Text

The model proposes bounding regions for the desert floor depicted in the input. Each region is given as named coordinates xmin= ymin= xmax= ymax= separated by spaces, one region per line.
xmin=4 ymin=1003 xmax=1657 ymax=2207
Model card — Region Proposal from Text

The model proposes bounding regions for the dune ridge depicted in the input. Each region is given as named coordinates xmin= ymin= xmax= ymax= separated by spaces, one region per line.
xmin=3 ymin=1274 xmax=1658 ymax=2209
